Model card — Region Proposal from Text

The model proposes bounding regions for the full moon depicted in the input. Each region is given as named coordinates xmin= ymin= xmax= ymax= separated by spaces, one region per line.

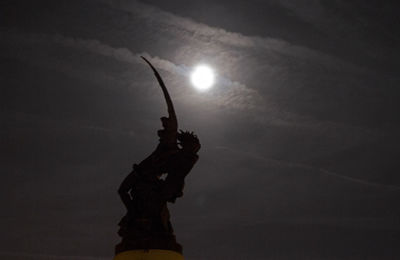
xmin=190 ymin=65 xmax=215 ymax=91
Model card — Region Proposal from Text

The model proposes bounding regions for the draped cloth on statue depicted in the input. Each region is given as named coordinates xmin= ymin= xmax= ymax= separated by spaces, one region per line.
xmin=113 ymin=249 xmax=184 ymax=260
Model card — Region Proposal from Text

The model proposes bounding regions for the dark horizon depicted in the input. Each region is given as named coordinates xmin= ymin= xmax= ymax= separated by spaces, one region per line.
xmin=1 ymin=0 xmax=400 ymax=259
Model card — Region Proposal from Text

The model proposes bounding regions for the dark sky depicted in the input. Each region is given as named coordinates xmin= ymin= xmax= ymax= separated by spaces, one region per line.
xmin=1 ymin=0 xmax=400 ymax=259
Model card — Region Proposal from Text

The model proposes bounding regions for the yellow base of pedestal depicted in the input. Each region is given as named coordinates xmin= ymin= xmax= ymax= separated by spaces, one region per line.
xmin=113 ymin=249 xmax=184 ymax=260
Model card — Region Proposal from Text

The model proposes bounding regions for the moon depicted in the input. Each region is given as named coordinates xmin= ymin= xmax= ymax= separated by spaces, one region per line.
xmin=190 ymin=65 xmax=215 ymax=91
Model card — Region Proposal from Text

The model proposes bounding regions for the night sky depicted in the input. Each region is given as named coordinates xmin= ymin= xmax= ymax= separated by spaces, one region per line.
xmin=1 ymin=0 xmax=400 ymax=259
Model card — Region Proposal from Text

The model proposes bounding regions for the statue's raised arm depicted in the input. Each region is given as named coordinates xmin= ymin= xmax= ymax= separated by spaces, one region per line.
xmin=141 ymin=56 xmax=177 ymax=131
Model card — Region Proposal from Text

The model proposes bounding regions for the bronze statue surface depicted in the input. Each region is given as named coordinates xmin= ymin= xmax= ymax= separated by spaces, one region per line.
xmin=115 ymin=57 xmax=200 ymax=255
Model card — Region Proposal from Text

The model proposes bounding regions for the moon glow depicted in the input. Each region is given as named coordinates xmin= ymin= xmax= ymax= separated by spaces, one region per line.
xmin=190 ymin=65 xmax=215 ymax=91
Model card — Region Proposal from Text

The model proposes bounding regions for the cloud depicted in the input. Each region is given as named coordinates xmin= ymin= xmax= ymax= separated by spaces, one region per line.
xmin=215 ymin=146 xmax=400 ymax=191
xmin=1 ymin=110 xmax=138 ymax=138
xmin=105 ymin=0 xmax=362 ymax=71
xmin=86 ymin=0 xmax=385 ymax=132
xmin=1 ymin=26 xmax=382 ymax=155
xmin=0 ymin=30 xmax=141 ymax=64
xmin=1 ymin=30 xmax=263 ymax=113
xmin=1 ymin=0 xmax=388 ymax=133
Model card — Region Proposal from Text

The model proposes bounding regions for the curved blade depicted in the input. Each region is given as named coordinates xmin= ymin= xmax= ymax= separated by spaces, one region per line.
xmin=141 ymin=56 xmax=177 ymax=128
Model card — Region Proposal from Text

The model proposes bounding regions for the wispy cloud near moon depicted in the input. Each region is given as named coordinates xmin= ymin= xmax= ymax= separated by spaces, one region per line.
xmin=1 ymin=30 xmax=263 ymax=113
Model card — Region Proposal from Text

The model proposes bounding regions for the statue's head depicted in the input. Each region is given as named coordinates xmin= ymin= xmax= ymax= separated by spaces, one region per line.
xmin=177 ymin=130 xmax=201 ymax=154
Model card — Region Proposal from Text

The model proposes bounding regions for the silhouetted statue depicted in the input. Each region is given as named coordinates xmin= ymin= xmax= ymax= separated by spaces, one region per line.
xmin=114 ymin=57 xmax=200 ymax=259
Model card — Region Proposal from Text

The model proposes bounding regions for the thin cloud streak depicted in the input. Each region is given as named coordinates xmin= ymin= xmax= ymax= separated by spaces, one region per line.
xmin=0 ymin=30 xmax=263 ymax=112
xmin=215 ymin=146 xmax=400 ymax=191
xmin=1 ymin=110 xmax=138 ymax=138
xmin=105 ymin=0 xmax=363 ymax=72
xmin=1 ymin=29 xmax=383 ymax=142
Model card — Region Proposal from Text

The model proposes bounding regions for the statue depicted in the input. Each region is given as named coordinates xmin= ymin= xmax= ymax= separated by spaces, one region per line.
xmin=114 ymin=57 xmax=200 ymax=260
